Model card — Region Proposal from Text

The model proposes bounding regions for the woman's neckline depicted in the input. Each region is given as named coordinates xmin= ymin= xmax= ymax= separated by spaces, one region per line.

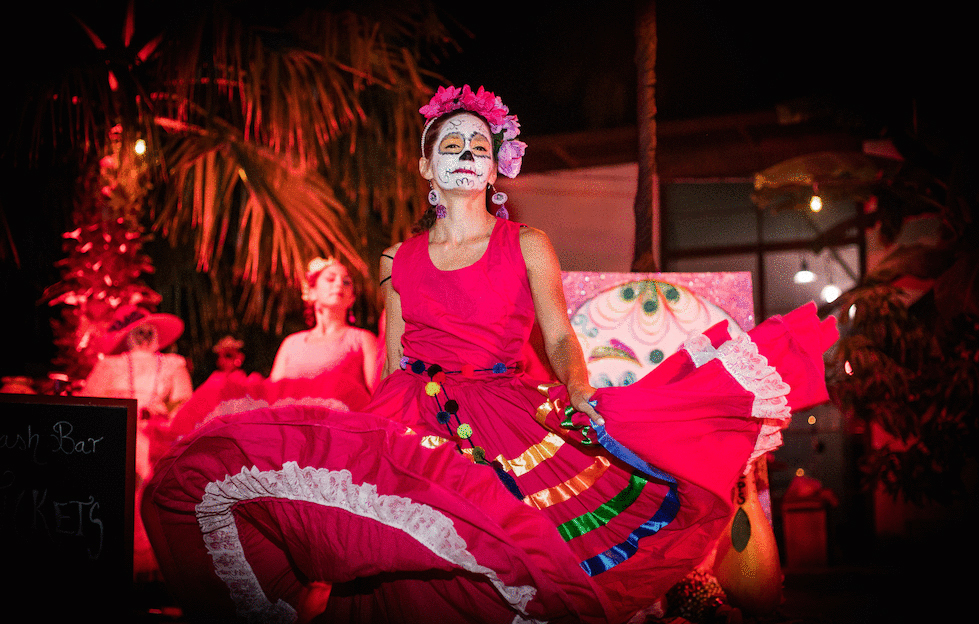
xmin=303 ymin=325 xmax=350 ymax=343
xmin=426 ymin=217 xmax=501 ymax=272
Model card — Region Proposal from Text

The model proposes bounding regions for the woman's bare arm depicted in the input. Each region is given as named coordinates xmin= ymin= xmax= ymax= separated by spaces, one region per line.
xmin=268 ymin=334 xmax=296 ymax=382
xmin=380 ymin=243 xmax=405 ymax=378
xmin=519 ymin=227 xmax=602 ymax=424
xmin=359 ymin=329 xmax=380 ymax=391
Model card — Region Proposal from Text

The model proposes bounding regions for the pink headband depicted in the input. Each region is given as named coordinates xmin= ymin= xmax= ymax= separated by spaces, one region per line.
xmin=419 ymin=85 xmax=527 ymax=179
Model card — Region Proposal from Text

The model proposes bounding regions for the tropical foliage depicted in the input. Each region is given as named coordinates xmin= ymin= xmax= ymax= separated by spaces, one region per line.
xmin=14 ymin=0 xmax=454 ymax=375
xmin=827 ymin=122 xmax=979 ymax=506
xmin=41 ymin=124 xmax=161 ymax=382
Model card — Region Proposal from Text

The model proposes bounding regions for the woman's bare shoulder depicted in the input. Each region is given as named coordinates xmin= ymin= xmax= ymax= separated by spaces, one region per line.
xmin=518 ymin=224 xmax=552 ymax=249
xmin=278 ymin=330 xmax=309 ymax=350
xmin=382 ymin=242 xmax=403 ymax=259
xmin=517 ymin=225 xmax=559 ymax=269
xmin=161 ymin=352 xmax=188 ymax=364
xmin=350 ymin=326 xmax=379 ymax=346
xmin=87 ymin=354 xmax=121 ymax=375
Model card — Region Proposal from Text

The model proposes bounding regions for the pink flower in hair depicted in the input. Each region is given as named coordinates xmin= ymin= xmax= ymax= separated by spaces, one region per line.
xmin=494 ymin=116 xmax=521 ymax=141
xmin=475 ymin=88 xmax=508 ymax=125
xmin=418 ymin=85 xmax=463 ymax=119
xmin=496 ymin=139 xmax=527 ymax=179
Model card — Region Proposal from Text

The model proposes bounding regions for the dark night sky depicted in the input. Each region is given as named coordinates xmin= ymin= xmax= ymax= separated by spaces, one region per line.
xmin=432 ymin=2 xmax=974 ymax=143
xmin=4 ymin=1 xmax=973 ymax=137
xmin=1 ymin=1 xmax=974 ymax=377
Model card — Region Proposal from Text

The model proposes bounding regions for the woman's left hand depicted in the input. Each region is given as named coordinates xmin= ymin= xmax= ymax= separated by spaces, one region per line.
xmin=569 ymin=382 xmax=603 ymax=425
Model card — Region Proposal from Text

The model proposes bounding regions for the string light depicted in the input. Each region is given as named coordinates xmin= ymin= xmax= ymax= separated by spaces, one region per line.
xmin=793 ymin=258 xmax=815 ymax=284
xmin=820 ymin=253 xmax=841 ymax=302
xmin=134 ymin=139 xmax=147 ymax=155
xmin=821 ymin=284 xmax=841 ymax=302
xmin=809 ymin=183 xmax=822 ymax=212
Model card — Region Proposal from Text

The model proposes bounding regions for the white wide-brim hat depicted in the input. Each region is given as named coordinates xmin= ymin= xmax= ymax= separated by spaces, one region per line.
xmin=98 ymin=304 xmax=185 ymax=355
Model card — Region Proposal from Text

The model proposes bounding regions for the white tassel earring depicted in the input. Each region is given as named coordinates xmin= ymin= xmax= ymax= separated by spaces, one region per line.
xmin=490 ymin=185 xmax=509 ymax=219
xmin=429 ymin=183 xmax=446 ymax=219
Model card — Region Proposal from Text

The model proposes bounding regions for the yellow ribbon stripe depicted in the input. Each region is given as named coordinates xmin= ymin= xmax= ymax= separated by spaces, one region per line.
xmin=494 ymin=432 xmax=566 ymax=477
xmin=523 ymin=456 xmax=611 ymax=510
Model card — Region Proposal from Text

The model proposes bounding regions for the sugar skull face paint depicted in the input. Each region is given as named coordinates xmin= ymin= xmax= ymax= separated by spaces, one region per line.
xmin=430 ymin=113 xmax=495 ymax=191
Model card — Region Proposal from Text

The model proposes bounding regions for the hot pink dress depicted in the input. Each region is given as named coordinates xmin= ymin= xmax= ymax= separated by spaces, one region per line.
xmin=162 ymin=328 xmax=377 ymax=447
xmin=143 ymin=218 xmax=837 ymax=624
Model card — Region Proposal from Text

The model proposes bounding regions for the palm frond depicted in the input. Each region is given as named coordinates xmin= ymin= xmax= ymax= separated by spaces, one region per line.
xmin=155 ymin=120 xmax=367 ymax=327
xmin=21 ymin=1 xmax=455 ymax=355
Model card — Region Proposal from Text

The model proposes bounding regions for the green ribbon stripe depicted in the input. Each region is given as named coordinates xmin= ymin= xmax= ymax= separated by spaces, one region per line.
xmin=557 ymin=471 xmax=649 ymax=541
xmin=562 ymin=406 xmax=594 ymax=445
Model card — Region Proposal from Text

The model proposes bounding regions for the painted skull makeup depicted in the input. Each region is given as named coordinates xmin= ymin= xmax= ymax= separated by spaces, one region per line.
xmin=431 ymin=114 xmax=495 ymax=191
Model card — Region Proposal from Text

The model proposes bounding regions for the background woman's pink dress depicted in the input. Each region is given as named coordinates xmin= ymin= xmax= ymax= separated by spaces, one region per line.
xmin=143 ymin=218 xmax=836 ymax=623
xmin=163 ymin=327 xmax=376 ymax=446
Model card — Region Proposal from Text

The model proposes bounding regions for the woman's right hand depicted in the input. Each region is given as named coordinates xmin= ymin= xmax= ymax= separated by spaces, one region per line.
xmin=568 ymin=381 xmax=604 ymax=426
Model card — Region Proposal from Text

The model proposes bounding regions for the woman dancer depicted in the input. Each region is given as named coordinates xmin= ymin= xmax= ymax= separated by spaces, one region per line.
xmin=167 ymin=258 xmax=379 ymax=442
xmin=144 ymin=85 xmax=837 ymax=624
xmin=269 ymin=256 xmax=379 ymax=397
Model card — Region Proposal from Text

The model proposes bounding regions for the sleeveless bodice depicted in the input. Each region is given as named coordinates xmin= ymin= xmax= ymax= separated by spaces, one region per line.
xmin=392 ymin=218 xmax=535 ymax=371
xmin=272 ymin=326 xmax=372 ymax=385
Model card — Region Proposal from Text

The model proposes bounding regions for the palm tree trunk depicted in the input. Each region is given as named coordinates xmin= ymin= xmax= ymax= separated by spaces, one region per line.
xmin=632 ymin=0 xmax=659 ymax=272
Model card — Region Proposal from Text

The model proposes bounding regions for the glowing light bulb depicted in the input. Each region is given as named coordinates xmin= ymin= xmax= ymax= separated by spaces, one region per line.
xmin=794 ymin=266 xmax=816 ymax=284
xmin=808 ymin=415 xmax=816 ymax=425
xmin=795 ymin=468 xmax=805 ymax=477
xmin=134 ymin=139 xmax=147 ymax=155
xmin=810 ymin=195 xmax=822 ymax=212
xmin=821 ymin=284 xmax=842 ymax=302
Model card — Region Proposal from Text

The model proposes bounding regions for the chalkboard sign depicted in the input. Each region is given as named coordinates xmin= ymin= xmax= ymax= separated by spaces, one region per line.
xmin=0 ymin=393 xmax=136 ymax=618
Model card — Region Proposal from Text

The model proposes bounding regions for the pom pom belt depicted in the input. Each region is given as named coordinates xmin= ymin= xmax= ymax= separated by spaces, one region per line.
xmin=399 ymin=356 xmax=522 ymax=379
xmin=401 ymin=356 xmax=525 ymax=499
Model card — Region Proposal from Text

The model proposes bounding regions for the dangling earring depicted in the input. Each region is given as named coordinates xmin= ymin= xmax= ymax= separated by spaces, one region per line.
xmin=490 ymin=185 xmax=509 ymax=220
xmin=429 ymin=183 xmax=447 ymax=219
xmin=348 ymin=309 xmax=356 ymax=324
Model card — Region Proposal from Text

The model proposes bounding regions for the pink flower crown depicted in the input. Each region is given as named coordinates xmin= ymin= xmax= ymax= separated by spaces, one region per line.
xmin=419 ymin=85 xmax=527 ymax=178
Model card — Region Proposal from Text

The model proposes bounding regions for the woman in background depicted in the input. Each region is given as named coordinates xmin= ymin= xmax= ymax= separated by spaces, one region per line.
xmin=168 ymin=257 xmax=379 ymax=444
xmin=262 ymin=255 xmax=379 ymax=412
xmin=83 ymin=304 xmax=192 ymax=578
xmin=269 ymin=256 xmax=379 ymax=397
